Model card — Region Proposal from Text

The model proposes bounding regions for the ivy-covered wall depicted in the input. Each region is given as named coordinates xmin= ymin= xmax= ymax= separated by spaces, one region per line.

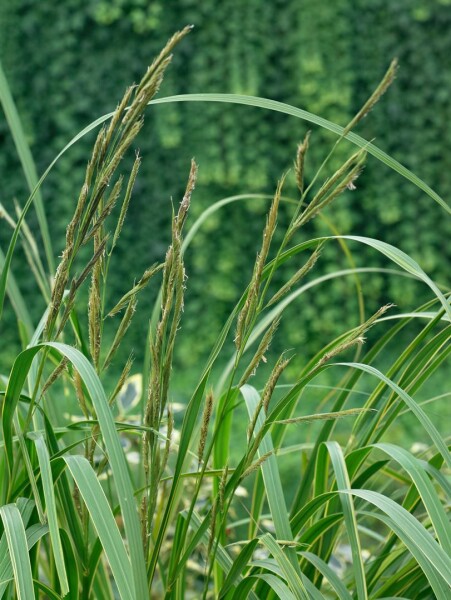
xmin=1 ymin=0 xmax=450 ymax=382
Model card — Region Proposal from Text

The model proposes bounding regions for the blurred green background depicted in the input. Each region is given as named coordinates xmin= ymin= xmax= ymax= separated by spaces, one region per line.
xmin=1 ymin=0 xmax=450 ymax=424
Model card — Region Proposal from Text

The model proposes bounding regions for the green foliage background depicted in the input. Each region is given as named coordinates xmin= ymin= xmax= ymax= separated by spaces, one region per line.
xmin=1 ymin=0 xmax=450 ymax=386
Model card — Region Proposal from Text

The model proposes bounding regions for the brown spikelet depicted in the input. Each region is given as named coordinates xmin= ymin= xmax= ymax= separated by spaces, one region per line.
xmin=134 ymin=25 xmax=193 ymax=98
xmin=111 ymin=153 xmax=141 ymax=250
xmin=267 ymin=244 xmax=323 ymax=307
xmin=100 ymin=120 xmax=143 ymax=187
xmin=355 ymin=303 xmax=394 ymax=336
xmin=344 ymin=58 xmax=398 ymax=135
xmin=235 ymin=175 xmax=286 ymax=350
xmin=102 ymin=296 xmax=137 ymax=370
xmin=314 ymin=305 xmax=393 ymax=370
xmin=262 ymin=354 xmax=292 ymax=414
xmin=160 ymin=407 xmax=174 ymax=477
xmin=108 ymin=354 xmax=134 ymax=406
xmin=73 ymin=369 xmax=90 ymax=419
xmin=294 ymin=131 xmax=311 ymax=194
xmin=275 ymin=407 xmax=374 ymax=425
xmin=54 ymin=280 xmax=77 ymax=338
xmin=83 ymin=177 xmax=123 ymax=245
xmin=207 ymin=497 xmax=218 ymax=558
xmin=108 ymin=263 xmax=163 ymax=317
xmin=104 ymin=85 xmax=135 ymax=150
xmin=45 ymin=251 xmax=70 ymax=337
xmin=218 ymin=465 xmax=229 ymax=516
xmin=239 ymin=317 xmax=280 ymax=386
xmin=198 ymin=390 xmax=214 ymax=466
xmin=90 ymin=126 xmax=107 ymax=176
xmin=66 ymin=183 xmax=89 ymax=249
xmin=88 ymin=251 xmax=103 ymax=370
xmin=74 ymin=236 xmax=108 ymax=292
xmin=294 ymin=150 xmax=366 ymax=230
xmin=176 ymin=159 xmax=198 ymax=233
xmin=40 ymin=357 xmax=69 ymax=398
xmin=247 ymin=353 xmax=292 ymax=441
xmin=242 ymin=451 xmax=273 ymax=479
xmin=316 ymin=336 xmax=365 ymax=369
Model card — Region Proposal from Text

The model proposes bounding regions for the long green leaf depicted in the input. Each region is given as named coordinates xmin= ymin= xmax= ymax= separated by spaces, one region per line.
xmin=345 ymin=490 xmax=451 ymax=587
xmin=260 ymin=533 xmax=318 ymax=600
xmin=300 ymin=551 xmax=352 ymax=600
xmin=0 ymin=504 xmax=34 ymax=600
xmin=241 ymin=384 xmax=308 ymax=599
xmin=372 ymin=443 xmax=451 ymax=555
xmin=335 ymin=363 xmax=451 ymax=470
xmin=0 ymin=60 xmax=54 ymax=273
xmin=340 ymin=236 xmax=451 ymax=321
xmin=31 ymin=433 xmax=69 ymax=595
xmin=322 ymin=442 xmax=367 ymax=600
xmin=150 ymin=94 xmax=449 ymax=214
xmin=64 ymin=456 xmax=134 ymax=600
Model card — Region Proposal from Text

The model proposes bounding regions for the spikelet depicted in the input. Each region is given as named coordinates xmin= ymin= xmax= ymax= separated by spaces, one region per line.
xmin=242 ymin=451 xmax=273 ymax=479
xmin=235 ymin=175 xmax=285 ymax=349
xmin=108 ymin=263 xmax=163 ymax=316
xmin=247 ymin=353 xmax=292 ymax=441
xmin=275 ymin=407 xmax=374 ymax=425
xmin=198 ymin=390 xmax=214 ymax=466
xmin=108 ymin=354 xmax=134 ymax=406
xmin=73 ymin=369 xmax=90 ymax=419
xmin=176 ymin=159 xmax=198 ymax=234
xmin=74 ymin=236 xmax=108 ymax=291
xmin=135 ymin=26 xmax=193 ymax=98
xmin=294 ymin=131 xmax=311 ymax=194
xmin=88 ymin=250 xmax=103 ymax=370
xmin=267 ymin=244 xmax=323 ymax=307
xmin=239 ymin=317 xmax=280 ymax=386
xmin=315 ymin=304 xmax=393 ymax=369
xmin=344 ymin=58 xmax=398 ymax=135
xmin=83 ymin=177 xmax=123 ymax=245
xmin=104 ymin=85 xmax=135 ymax=150
xmin=207 ymin=497 xmax=219 ymax=559
xmin=293 ymin=149 xmax=366 ymax=231
xmin=160 ymin=406 xmax=174 ymax=477
xmin=45 ymin=250 xmax=70 ymax=337
xmin=111 ymin=153 xmax=141 ymax=250
xmin=218 ymin=465 xmax=229 ymax=516
xmin=102 ymin=295 xmax=137 ymax=370
xmin=40 ymin=357 xmax=69 ymax=398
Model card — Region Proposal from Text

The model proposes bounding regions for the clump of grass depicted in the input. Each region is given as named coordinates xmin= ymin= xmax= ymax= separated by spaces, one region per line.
xmin=0 ymin=28 xmax=450 ymax=600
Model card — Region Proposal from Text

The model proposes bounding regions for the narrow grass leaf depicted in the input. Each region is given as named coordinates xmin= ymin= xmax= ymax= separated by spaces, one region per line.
xmin=300 ymin=551 xmax=352 ymax=600
xmin=260 ymin=532 xmax=313 ymax=600
xmin=345 ymin=490 xmax=451 ymax=587
xmin=322 ymin=441 xmax=367 ymax=600
xmin=64 ymin=455 xmax=134 ymax=600
xmin=150 ymin=94 xmax=450 ymax=214
xmin=0 ymin=504 xmax=34 ymax=600
xmin=241 ymin=385 xmax=307 ymax=592
xmin=336 ymin=362 xmax=451 ymax=469
xmin=340 ymin=236 xmax=451 ymax=321
xmin=218 ymin=539 xmax=258 ymax=598
xmin=31 ymin=433 xmax=69 ymax=595
xmin=235 ymin=573 xmax=297 ymax=599
xmin=357 ymin=507 xmax=450 ymax=599
xmin=0 ymin=60 xmax=54 ymax=273
xmin=372 ymin=443 xmax=451 ymax=554
xmin=185 ymin=511 xmax=259 ymax=600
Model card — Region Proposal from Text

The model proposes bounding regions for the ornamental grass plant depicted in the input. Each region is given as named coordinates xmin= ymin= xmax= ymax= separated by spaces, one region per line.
xmin=0 ymin=28 xmax=450 ymax=599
